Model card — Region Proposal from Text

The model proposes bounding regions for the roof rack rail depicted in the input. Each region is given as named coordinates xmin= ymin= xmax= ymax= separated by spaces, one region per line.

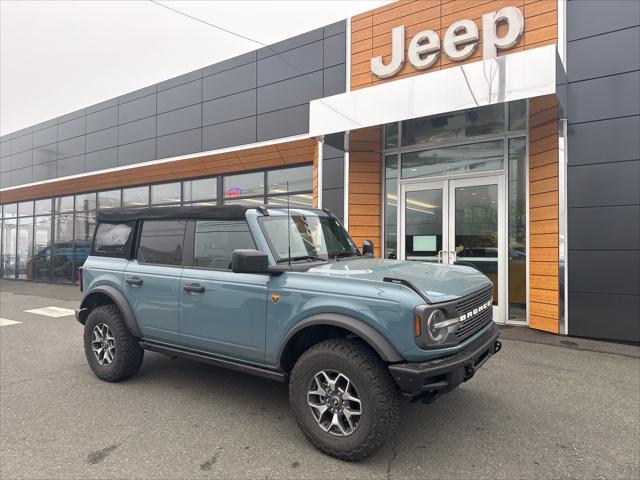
xmin=256 ymin=206 xmax=269 ymax=216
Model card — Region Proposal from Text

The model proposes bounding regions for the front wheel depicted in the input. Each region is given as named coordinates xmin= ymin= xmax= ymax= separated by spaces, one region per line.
xmin=289 ymin=339 xmax=400 ymax=461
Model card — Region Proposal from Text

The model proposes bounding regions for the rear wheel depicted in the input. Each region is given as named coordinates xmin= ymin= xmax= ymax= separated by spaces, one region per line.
xmin=289 ymin=338 xmax=400 ymax=461
xmin=83 ymin=304 xmax=143 ymax=382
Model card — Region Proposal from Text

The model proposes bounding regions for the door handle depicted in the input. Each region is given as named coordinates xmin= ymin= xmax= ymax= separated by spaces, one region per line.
xmin=126 ymin=277 xmax=143 ymax=286
xmin=183 ymin=284 xmax=205 ymax=294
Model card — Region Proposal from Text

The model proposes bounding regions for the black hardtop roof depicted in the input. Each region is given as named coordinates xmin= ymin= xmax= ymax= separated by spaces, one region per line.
xmin=96 ymin=205 xmax=249 ymax=222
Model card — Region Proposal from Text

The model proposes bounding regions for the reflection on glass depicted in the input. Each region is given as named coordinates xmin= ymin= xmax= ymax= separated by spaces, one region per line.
xmin=183 ymin=178 xmax=217 ymax=203
xmin=404 ymin=189 xmax=443 ymax=262
xmin=17 ymin=217 xmax=34 ymax=279
xmin=509 ymin=138 xmax=527 ymax=321
xmin=3 ymin=203 xmax=17 ymax=218
xmin=509 ymin=100 xmax=527 ymax=131
xmin=34 ymin=199 xmax=52 ymax=215
xmin=266 ymin=194 xmax=313 ymax=208
xmin=74 ymin=211 xmax=96 ymax=279
xmin=151 ymin=182 xmax=181 ymax=205
xmin=18 ymin=201 xmax=34 ymax=217
xmin=123 ymin=186 xmax=149 ymax=207
xmin=2 ymin=218 xmax=17 ymax=278
xmin=53 ymin=213 xmax=74 ymax=282
xmin=223 ymin=172 xmax=264 ymax=199
xmin=402 ymin=140 xmax=504 ymax=179
xmin=268 ymin=166 xmax=312 ymax=194
xmin=455 ymin=184 xmax=499 ymax=304
xmin=75 ymin=193 xmax=96 ymax=212
xmin=224 ymin=197 xmax=265 ymax=206
xmin=385 ymin=122 xmax=399 ymax=148
xmin=32 ymin=215 xmax=52 ymax=281
xmin=98 ymin=190 xmax=121 ymax=209
xmin=384 ymin=155 xmax=398 ymax=259
xmin=55 ymin=196 xmax=74 ymax=213
xmin=402 ymin=104 xmax=505 ymax=146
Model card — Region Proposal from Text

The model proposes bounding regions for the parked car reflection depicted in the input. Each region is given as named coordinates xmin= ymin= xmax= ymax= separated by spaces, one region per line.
xmin=25 ymin=240 xmax=91 ymax=281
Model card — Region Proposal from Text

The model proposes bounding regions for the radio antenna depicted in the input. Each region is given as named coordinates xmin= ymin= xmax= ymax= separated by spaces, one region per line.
xmin=287 ymin=181 xmax=292 ymax=267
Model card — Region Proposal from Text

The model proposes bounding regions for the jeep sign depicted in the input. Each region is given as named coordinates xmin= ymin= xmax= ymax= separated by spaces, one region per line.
xmin=370 ymin=6 xmax=525 ymax=79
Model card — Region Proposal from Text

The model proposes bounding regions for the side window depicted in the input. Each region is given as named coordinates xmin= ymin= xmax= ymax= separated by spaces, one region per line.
xmin=93 ymin=222 xmax=133 ymax=257
xmin=137 ymin=220 xmax=186 ymax=266
xmin=194 ymin=220 xmax=255 ymax=270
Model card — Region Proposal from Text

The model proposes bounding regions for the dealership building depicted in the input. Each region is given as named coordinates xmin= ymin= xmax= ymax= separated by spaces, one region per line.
xmin=1 ymin=0 xmax=638 ymax=342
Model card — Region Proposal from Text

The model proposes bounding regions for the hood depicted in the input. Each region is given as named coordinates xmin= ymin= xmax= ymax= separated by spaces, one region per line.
xmin=307 ymin=258 xmax=491 ymax=303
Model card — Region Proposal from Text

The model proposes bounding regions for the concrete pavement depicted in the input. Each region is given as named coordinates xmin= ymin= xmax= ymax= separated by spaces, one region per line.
xmin=1 ymin=279 xmax=639 ymax=479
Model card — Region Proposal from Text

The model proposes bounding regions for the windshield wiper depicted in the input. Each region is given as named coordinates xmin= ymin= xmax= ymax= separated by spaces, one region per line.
xmin=277 ymin=255 xmax=326 ymax=264
xmin=332 ymin=251 xmax=359 ymax=260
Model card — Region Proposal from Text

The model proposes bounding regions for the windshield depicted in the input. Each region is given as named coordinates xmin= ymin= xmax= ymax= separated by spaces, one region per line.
xmin=260 ymin=214 xmax=360 ymax=262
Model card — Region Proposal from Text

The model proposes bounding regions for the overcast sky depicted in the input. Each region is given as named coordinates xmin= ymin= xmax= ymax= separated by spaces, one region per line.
xmin=0 ymin=0 xmax=390 ymax=135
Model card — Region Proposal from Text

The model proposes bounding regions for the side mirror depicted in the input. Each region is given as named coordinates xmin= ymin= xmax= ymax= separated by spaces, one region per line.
xmin=232 ymin=249 xmax=269 ymax=274
xmin=362 ymin=240 xmax=374 ymax=256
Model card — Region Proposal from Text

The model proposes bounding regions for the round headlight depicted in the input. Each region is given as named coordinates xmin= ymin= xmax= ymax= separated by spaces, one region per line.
xmin=426 ymin=309 xmax=449 ymax=343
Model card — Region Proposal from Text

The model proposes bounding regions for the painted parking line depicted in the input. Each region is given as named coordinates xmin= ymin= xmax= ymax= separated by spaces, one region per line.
xmin=24 ymin=306 xmax=75 ymax=318
xmin=0 ymin=318 xmax=21 ymax=327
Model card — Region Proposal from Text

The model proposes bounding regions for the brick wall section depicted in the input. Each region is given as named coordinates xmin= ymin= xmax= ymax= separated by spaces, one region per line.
xmin=528 ymin=94 xmax=559 ymax=333
xmin=351 ymin=0 xmax=557 ymax=90
xmin=0 ymin=138 xmax=316 ymax=204
xmin=347 ymin=127 xmax=383 ymax=257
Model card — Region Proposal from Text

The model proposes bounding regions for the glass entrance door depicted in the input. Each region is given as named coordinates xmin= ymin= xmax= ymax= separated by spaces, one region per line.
xmin=400 ymin=175 xmax=506 ymax=323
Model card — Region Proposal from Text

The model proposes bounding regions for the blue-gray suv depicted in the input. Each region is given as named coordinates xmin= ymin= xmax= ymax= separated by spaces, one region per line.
xmin=76 ymin=205 xmax=500 ymax=461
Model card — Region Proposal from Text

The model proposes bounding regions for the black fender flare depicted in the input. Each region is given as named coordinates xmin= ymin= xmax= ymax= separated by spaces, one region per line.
xmin=80 ymin=285 xmax=142 ymax=338
xmin=278 ymin=313 xmax=403 ymax=367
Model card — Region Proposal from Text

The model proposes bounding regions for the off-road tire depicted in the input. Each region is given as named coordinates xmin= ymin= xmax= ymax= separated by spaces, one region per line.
xmin=289 ymin=338 xmax=400 ymax=461
xmin=83 ymin=304 xmax=143 ymax=382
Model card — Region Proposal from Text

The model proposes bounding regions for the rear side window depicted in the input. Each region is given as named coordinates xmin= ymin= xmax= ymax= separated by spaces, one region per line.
xmin=137 ymin=220 xmax=186 ymax=266
xmin=93 ymin=222 xmax=133 ymax=257
xmin=194 ymin=220 xmax=255 ymax=270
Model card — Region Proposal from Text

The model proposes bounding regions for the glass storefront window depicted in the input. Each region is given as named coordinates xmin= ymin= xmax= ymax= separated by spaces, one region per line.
xmin=385 ymin=123 xmax=399 ymax=149
xmin=224 ymin=172 xmax=264 ymax=200
xmin=183 ymin=178 xmax=217 ymax=203
xmin=98 ymin=190 xmax=121 ymax=209
xmin=53 ymin=213 xmax=74 ymax=282
xmin=508 ymin=137 xmax=527 ymax=321
xmin=18 ymin=201 xmax=34 ymax=217
xmin=74 ymin=211 xmax=96 ymax=279
xmin=224 ymin=197 xmax=265 ymax=206
xmin=17 ymin=216 xmax=34 ymax=279
xmin=34 ymin=199 xmax=52 ymax=215
xmin=123 ymin=186 xmax=149 ymax=207
xmin=401 ymin=140 xmax=504 ymax=179
xmin=55 ymin=196 xmax=74 ymax=213
xmin=3 ymin=203 xmax=17 ymax=218
xmin=75 ymin=193 xmax=96 ymax=212
xmin=402 ymin=103 xmax=505 ymax=147
xmin=266 ymin=194 xmax=314 ymax=208
xmin=384 ymin=155 xmax=398 ymax=259
xmin=267 ymin=166 xmax=312 ymax=194
xmin=151 ymin=182 xmax=181 ymax=205
xmin=2 ymin=218 xmax=17 ymax=278
xmin=33 ymin=215 xmax=52 ymax=281
xmin=509 ymin=100 xmax=527 ymax=131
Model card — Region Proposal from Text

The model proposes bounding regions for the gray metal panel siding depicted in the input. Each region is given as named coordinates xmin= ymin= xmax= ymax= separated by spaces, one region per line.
xmin=566 ymin=1 xmax=640 ymax=342
xmin=322 ymin=132 xmax=345 ymax=220
xmin=0 ymin=21 xmax=347 ymax=188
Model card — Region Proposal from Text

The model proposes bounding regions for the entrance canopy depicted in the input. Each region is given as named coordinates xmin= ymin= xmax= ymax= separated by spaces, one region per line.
xmin=310 ymin=45 xmax=564 ymax=137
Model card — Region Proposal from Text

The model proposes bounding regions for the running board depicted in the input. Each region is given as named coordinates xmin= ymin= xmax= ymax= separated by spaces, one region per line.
xmin=139 ymin=341 xmax=287 ymax=383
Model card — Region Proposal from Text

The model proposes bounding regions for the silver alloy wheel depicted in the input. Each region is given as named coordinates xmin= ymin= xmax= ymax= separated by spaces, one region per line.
xmin=307 ymin=370 xmax=362 ymax=437
xmin=91 ymin=323 xmax=116 ymax=366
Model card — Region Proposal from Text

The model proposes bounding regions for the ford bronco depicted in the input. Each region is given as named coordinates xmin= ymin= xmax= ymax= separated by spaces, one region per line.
xmin=76 ymin=205 xmax=500 ymax=460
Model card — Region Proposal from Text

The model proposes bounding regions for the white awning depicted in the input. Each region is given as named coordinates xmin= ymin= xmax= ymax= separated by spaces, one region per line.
xmin=309 ymin=45 xmax=560 ymax=136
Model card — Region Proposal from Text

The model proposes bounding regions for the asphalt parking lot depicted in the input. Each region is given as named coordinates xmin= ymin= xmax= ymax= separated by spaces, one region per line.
xmin=1 ymin=279 xmax=639 ymax=480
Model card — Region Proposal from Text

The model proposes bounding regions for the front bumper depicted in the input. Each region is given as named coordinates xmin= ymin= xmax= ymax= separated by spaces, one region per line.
xmin=388 ymin=323 xmax=501 ymax=396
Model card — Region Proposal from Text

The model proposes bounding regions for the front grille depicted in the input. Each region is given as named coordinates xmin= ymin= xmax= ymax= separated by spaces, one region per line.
xmin=454 ymin=286 xmax=494 ymax=340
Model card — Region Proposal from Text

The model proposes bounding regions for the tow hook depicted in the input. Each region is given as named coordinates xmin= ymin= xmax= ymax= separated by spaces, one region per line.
xmin=493 ymin=340 xmax=502 ymax=354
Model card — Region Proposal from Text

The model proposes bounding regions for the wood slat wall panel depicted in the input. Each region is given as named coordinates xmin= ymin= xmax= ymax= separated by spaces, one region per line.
xmin=351 ymin=0 xmax=556 ymax=90
xmin=0 ymin=138 xmax=316 ymax=204
xmin=348 ymin=126 xmax=382 ymax=257
xmin=528 ymin=94 xmax=559 ymax=333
